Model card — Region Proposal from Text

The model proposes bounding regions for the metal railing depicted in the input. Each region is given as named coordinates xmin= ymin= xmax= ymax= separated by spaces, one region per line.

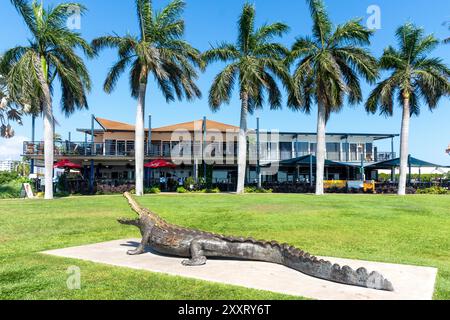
xmin=23 ymin=141 xmax=397 ymax=164
xmin=23 ymin=141 xmax=239 ymax=159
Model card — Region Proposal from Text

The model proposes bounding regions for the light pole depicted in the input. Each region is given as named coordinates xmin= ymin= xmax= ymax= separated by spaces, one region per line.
xmin=256 ymin=117 xmax=261 ymax=189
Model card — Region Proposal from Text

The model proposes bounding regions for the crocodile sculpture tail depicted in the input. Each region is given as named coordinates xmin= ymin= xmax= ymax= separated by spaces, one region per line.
xmin=280 ymin=244 xmax=393 ymax=291
xmin=214 ymin=236 xmax=394 ymax=291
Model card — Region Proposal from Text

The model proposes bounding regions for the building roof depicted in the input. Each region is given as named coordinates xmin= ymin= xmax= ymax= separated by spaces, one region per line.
xmin=152 ymin=119 xmax=239 ymax=132
xmin=77 ymin=118 xmax=239 ymax=134
xmin=366 ymin=156 xmax=447 ymax=169
xmin=95 ymin=117 xmax=135 ymax=131
xmin=279 ymin=155 xmax=358 ymax=168
xmin=77 ymin=117 xmax=397 ymax=140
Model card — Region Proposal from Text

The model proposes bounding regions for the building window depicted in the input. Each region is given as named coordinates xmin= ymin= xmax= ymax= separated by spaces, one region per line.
xmin=365 ymin=143 xmax=373 ymax=162
xmin=326 ymin=143 xmax=340 ymax=161
xmin=310 ymin=143 xmax=317 ymax=156
xmin=294 ymin=142 xmax=309 ymax=157
xmin=280 ymin=142 xmax=292 ymax=160
xmin=105 ymin=140 xmax=116 ymax=156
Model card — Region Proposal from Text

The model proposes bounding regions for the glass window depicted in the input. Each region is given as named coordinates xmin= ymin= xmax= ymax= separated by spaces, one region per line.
xmin=326 ymin=143 xmax=340 ymax=161
xmin=310 ymin=143 xmax=317 ymax=155
xmin=280 ymin=142 xmax=292 ymax=160
xmin=294 ymin=142 xmax=309 ymax=156
xmin=105 ymin=140 xmax=116 ymax=156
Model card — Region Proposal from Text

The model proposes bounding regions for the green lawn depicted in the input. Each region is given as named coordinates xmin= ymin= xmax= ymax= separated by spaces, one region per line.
xmin=0 ymin=194 xmax=449 ymax=300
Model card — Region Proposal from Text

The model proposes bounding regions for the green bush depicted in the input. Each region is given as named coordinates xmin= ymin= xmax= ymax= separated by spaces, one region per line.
xmin=0 ymin=181 xmax=23 ymax=199
xmin=417 ymin=187 xmax=449 ymax=195
xmin=183 ymin=177 xmax=196 ymax=191
xmin=0 ymin=172 xmax=20 ymax=185
xmin=177 ymin=187 xmax=188 ymax=193
xmin=245 ymin=186 xmax=273 ymax=194
xmin=205 ymin=187 xmax=221 ymax=194
xmin=148 ymin=187 xmax=161 ymax=194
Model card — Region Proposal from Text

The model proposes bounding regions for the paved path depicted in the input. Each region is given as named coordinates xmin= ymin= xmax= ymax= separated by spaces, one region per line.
xmin=43 ymin=239 xmax=437 ymax=300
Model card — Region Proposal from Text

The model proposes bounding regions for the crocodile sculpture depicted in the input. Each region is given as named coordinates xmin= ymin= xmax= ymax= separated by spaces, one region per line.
xmin=118 ymin=192 xmax=394 ymax=291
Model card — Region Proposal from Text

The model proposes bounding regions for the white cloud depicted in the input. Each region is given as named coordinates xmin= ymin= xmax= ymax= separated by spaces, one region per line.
xmin=0 ymin=135 xmax=28 ymax=160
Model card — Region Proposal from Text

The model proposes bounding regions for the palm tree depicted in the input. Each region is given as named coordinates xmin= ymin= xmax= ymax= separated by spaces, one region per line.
xmin=288 ymin=0 xmax=378 ymax=195
xmin=203 ymin=3 xmax=291 ymax=194
xmin=92 ymin=0 xmax=202 ymax=197
xmin=366 ymin=23 xmax=450 ymax=195
xmin=0 ymin=65 xmax=23 ymax=138
xmin=1 ymin=0 xmax=93 ymax=199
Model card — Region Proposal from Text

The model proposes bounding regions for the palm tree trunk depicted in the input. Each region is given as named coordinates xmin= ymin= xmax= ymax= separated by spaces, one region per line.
xmin=398 ymin=95 xmax=410 ymax=196
xmin=36 ymin=55 xmax=54 ymax=200
xmin=43 ymin=95 xmax=54 ymax=200
xmin=236 ymin=92 xmax=249 ymax=194
xmin=315 ymin=103 xmax=326 ymax=196
xmin=135 ymin=83 xmax=147 ymax=197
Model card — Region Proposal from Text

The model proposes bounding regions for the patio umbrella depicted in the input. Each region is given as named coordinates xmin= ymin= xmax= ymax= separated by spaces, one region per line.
xmin=144 ymin=159 xmax=176 ymax=169
xmin=54 ymin=159 xmax=82 ymax=170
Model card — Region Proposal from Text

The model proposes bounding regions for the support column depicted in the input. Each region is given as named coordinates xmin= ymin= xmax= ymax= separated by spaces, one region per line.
xmin=202 ymin=116 xmax=207 ymax=182
xmin=256 ymin=117 xmax=261 ymax=188
xmin=90 ymin=115 xmax=95 ymax=194
xmin=89 ymin=160 xmax=95 ymax=194
xmin=30 ymin=115 xmax=35 ymax=174
xmin=148 ymin=115 xmax=152 ymax=156
xmin=408 ymin=154 xmax=412 ymax=187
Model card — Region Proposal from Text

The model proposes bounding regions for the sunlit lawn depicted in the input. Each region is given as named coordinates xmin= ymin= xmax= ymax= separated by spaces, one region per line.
xmin=0 ymin=193 xmax=449 ymax=300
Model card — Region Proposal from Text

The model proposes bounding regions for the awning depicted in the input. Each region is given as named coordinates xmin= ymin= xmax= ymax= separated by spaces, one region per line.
xmin=279 ymin=155 xmax=358 ymax=168
xmin=366 ymin=156 xmax=446 ymax=169
xmin=54 ymin=159 xmax=82 ymax=170
xmin=144 ymin=159 xmax=177 ymax=169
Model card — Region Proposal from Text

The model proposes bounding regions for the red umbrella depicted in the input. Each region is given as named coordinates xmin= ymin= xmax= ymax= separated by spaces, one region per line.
xmin=144 ymin=159 xmax=176 ymax=169
xmin=54 ymin=159 xmax=82 ymax=170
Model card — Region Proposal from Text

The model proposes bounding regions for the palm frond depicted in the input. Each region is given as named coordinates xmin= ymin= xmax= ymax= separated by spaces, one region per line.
xmin=306 ymin=0 xmax=332 ymax=44
xmin=237 ymin=3 xmax=255 ymax=54
xmin=208 ymin=63 xmax=238 ymax=110
xmin=135 ymin=0 xmax=153 ymax=40
xmin=10 ymin=0 xmax=37 ymax=36
xmin=330 ymin=19 xmax=373 ymax=46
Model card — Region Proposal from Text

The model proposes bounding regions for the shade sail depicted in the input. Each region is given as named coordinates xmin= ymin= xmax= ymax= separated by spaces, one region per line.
xmin=366 ymin=157 xmax=445 ymax=169
xmin=144 ymin=159 xmax=177 ymax=169
xmin=279 ymin=155 xmax=358 ymax=167
xmin=54 ymin=159 xmax=82 ymax=169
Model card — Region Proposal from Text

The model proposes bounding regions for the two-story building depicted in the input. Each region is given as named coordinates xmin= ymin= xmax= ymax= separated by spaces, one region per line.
xmin=23 ymin=116 xmax=398 ymax=190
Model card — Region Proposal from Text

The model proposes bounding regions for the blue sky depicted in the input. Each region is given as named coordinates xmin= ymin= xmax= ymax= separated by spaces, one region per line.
xmin=0 ymin=0 xmax=449 ymax=164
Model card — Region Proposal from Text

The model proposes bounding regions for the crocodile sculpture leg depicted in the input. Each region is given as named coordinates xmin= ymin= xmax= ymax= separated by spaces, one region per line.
xmin=127 ymin=231 xmax=151 ymax=256
xmin=182 ymin=238 xmax=225 ymax=266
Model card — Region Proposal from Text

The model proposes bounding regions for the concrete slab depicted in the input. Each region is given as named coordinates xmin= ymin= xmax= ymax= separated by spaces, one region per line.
xmin=42 ymin=239 xmax=437 ymax=300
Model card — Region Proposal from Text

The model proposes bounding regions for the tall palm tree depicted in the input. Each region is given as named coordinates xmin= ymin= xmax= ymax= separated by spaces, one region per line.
xmin=92 ymin=0 xmax=201 ymax=197
xmin=366 ymin=23 xmax=450 ymax=195
xmin=1 ymin=0 xmax=93 ymax=199
xmin=203 ymin=3 xmax=291 ymax=194
xmin=288 ymin=0 xmax=378 ymax=195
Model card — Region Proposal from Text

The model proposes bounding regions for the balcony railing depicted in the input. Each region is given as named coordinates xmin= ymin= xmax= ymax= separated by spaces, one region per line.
xmin=23 ymin=141 xmax=397 ymax=164
xmin=23 ymin=141 xmax=239 ymax=160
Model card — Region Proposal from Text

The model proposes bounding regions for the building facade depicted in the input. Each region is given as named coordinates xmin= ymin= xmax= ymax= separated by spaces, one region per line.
xmin=23 ymin=117 xmax=398 ymax=190
xmin=0 ymin=160 xmax=17 ymax=172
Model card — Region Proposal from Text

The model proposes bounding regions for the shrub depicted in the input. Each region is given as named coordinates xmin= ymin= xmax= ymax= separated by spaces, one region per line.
xmin=148 ymin=187 xmax=161 ymax=194
xmin=177 ymin=187 xmax=188 ymax=194
xmin=96 ymin=184 xmax=135 ymax=195
xmin=183 ymin=177 xmax=196 ymax=191
xmin=0 ymin=172 xmax=20 ymax=185
xmin=205 ymin=187 xmax=221 ymax=194
xmin=245 ymin=186 xmax=273 ymax=194
xmin=417 ymin=187 xmax=449 ymax=195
